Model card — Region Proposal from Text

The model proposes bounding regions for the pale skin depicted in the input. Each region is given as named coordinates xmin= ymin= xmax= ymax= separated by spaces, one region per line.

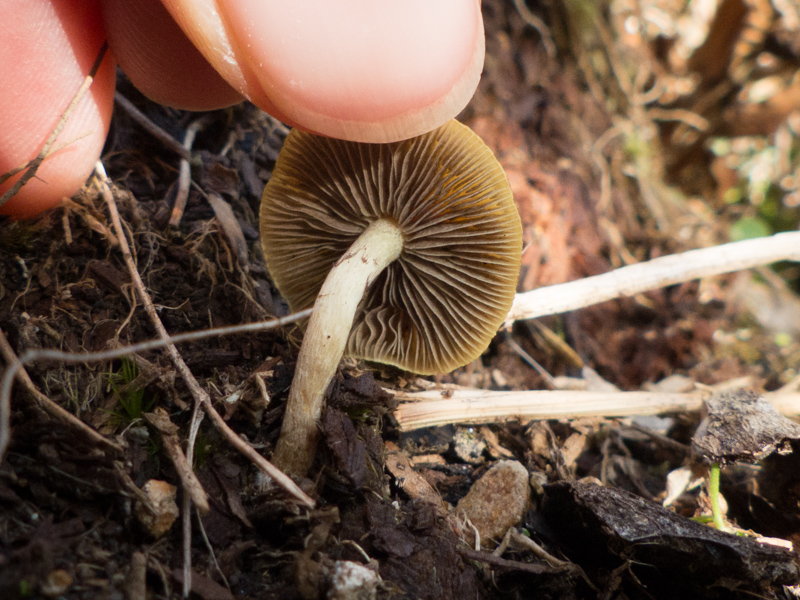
xmin=0 ymin=0 xmax=484 ymax=218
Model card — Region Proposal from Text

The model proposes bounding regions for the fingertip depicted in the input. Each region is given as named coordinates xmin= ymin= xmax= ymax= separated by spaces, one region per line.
xmin=0 ymin=0 xmax=115 ymax=219
xmin=156 ymin=0 xmax=483 ymax=142
xmin=220 ymin=0 xmax=484 ymax=142
xmin=101 ymin=0 xmax=244 ymax=111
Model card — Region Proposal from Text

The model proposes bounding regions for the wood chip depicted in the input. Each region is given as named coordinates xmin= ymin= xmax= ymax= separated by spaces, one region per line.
xmin=385 ymin=442 xmax=446 ymax=512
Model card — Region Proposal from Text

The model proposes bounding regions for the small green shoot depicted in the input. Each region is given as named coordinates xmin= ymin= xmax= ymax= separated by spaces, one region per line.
xmin=106 ymin=359 xmax=155 ymax=427
xmin=708 ymin=462 xmax=727 ymax=531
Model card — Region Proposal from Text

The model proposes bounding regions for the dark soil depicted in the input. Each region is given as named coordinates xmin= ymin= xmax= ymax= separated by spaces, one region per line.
xmin=2 ymin=1 xmax=800 ymax=599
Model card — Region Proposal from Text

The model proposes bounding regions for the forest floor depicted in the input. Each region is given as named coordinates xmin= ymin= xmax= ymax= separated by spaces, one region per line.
xmin=2 ymin=0 xmax=800 ymax=598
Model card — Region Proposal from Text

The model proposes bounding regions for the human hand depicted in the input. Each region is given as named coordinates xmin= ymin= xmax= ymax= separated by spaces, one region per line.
xmin=0 ymin=0 xmax=484 ymax=218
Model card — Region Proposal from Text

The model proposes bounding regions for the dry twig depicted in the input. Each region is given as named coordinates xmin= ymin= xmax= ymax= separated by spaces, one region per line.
xmin=144 ymin=408 xmax=210 ymax=513
xmin=93 ymin=162 xmax=312 ymax=595
xmin=392 ymin=388 xmax=800 ymax=431
xmin=0 ymin=328 xmax=124 ymax=454
xmin=0 ymin=307 xmax=313 ymax=465
xmin=505 ymin=231 xmax=800 ymax=326
xmin=113 ymin=93 xmax=192 ymax=160
xmin=392 ymin=389 xmax=708 ymax=430
xmin=93 ymin=165 xmax=313 ymax=498
xmin=512 ymin=0 xmax=556 ymax=58
xmin=97 ymin=163 xmax=210 ymax=598
xmin=169 ymin=116 xmax=211 ymax=226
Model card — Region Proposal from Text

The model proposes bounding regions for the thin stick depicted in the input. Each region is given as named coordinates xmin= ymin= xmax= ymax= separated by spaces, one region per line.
xmin=144 ymin=408 xmax=209 ymax=514
xmin=0 ymin=43 xmax=108 ymax=208
xmin=98 ymin=163 xmax=208 ymax=600
xmin=0 ymin=309 xmax=311 ymax=463
xmin=392 ymin=388 xmax=800 ymax=431
xmin=0 ymin=133 xmax=93 ymax=187
xmin=93 ymin=165 xmax=312 ymax=597
xmin=504 ymin=231 xmax=800 ymax=326
xmin=504 ymin=336 xmax=557 ymax=390
xmin=0 ymin=328 xmax=124 ymax=454
xmin=169 ymin=116 xmax=211 ymax=226
xmin=94 ymin=166 xmax=315 ymax=508
xmin=182 ymin=400 xmax=205 ymax=598
xmin=512 ymin=0 xmax=556 ymax=58
xmin=457 ymin=546 xmax=567 ymax=575
xmin=113 ymin=93 xmax=192 ymax=160
xmin=509 ymin=529 xmax=571 ymax=569
xmin=97 ymin=162 xmax=207 ymax=411
xmin=393 ymin=389 xmax=707 ymax=430
xmin=201 ymin=398 xmax=310 ymax=501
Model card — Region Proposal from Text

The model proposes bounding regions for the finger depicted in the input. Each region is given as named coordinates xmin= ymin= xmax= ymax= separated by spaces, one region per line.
xmin=100 ymin=0 xmax=244 ymax=111
xmin=0 ymin=0 xmax=116 ymax=219
xmin=161 ymin=0 xmax=484 ymax=142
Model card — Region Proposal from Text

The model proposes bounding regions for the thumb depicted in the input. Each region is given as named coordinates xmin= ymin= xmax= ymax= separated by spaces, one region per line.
xmin=160 ymin=0 xmax=485 ymax=142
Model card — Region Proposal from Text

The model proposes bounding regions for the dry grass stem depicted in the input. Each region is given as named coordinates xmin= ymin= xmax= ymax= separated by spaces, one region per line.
xmin=392 ymin=389 xmax=707 ymax=430
xmin=113 ymin=93 xmax=192 ymax=160
xmin=144 ymin=408 xmax=209 ymax=513
xmin=512 ymin=0 xmax=555 ymax=58
xmin=0 ymin=307 xmax=313 ymax=462
xmin=505 ymin=231 xmax=800 ymax=326
xmin=0 ymin=328 xmax=124 ymax=455
xmin=169 ymin=116 xmax=211 ymax=226
xmin=509 ymin=529 xmax=571 ymax=569
xmin=96 ymin=162 xmax=207 ymax=418
xmin=0 ymin=43 xmax=108 ymax=208
xmin=97 ymin=161 xmax=210 ymax=598
xmin=93 ymin=164 xmax=315 ymax=505
xmin=392 ymin=388 xmax=800 ymax=431
xmin=205 ymin=191 xmax=249 ymax=268
xmin=94 ymin=163 xmax=312 ymax=596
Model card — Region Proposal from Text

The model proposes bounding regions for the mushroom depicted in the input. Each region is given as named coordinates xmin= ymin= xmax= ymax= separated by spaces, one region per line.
xmin=260 ymin=119 xmax=522 ymax=476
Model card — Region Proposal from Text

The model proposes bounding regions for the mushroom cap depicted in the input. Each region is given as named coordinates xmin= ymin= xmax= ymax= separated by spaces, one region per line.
xmin=260 ymin=119 xmax=522 ymax=375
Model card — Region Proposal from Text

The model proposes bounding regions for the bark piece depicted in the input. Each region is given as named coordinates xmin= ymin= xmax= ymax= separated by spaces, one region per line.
xmin=692 ymin=390 xmax=800 ymax=465
xmin=542 ymin=480 xmax=799 ymax=594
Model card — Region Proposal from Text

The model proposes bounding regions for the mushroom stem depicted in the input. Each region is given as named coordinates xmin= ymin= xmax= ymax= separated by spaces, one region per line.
xmin=272 ymin=218 xmax=404 ymax=476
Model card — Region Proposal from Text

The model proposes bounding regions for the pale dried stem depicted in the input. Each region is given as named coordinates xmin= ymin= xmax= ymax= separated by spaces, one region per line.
xmin=114 ymin=93 xmax=192 ymax=160
xmin=512 ymin=0 xmax=556 ymax=58
xmin=144 ymin=408 xmax=209 ymax=513
xmin=93 ymin=164 xmax=316 ymax=597
xmin=169 ymin=116 xmax=211 ymax=226
xmin=392 ymin=388 xmax=800 ymax=431
xmin=395 ymin=388 xmax=800 ymax=430
xmin=392 ymin=389 xmax=708 ymax=430
xmin=92 ymin=163 xmax=314 ymax=502
xmin=97 ymin=164 xmax=208 ymax=599
xmin=505 ymin=231 xmax=800 ymax=326
xmin=0 ymin=308 xmax=313 ymax=464
xmin=0 ymin=328 xmax=124 ymax=455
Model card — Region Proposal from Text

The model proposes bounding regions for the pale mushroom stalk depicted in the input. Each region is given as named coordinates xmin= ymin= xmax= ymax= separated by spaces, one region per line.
xmin=261 ymin=119 xmax=522 ymax=478
xmin=271 ymin=219 xmax=403 ymax=474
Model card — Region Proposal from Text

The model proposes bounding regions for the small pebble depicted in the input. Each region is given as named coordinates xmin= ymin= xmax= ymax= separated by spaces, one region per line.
xmin=453 ymin=427 xmax=486 ymax=464
xmin=327 ymin=560 xmax=380 ymax=600
xmin=455 ymin=460 xmax=530 ymax=547
xmin=134 ymin=479 xmax=179 ymax=537
xmin=41 ymin=569 xmax=72 ymax=597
